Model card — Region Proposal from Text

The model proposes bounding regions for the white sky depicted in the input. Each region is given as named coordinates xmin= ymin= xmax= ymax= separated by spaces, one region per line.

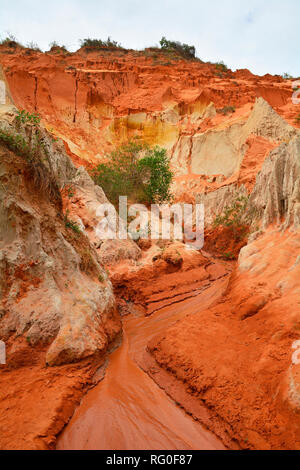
xmin=0 ymin=0 xmax=299 ymax=77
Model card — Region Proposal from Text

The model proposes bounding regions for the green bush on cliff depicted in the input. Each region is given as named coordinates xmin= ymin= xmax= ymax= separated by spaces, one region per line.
xmin=215 ymin=61 xmax=228 ymax=73
xmin=16 ymin=109 xmax=41 ymax=126
xmin=79 ymin=37 xmax=122 ymax=49
xmin=0 ymin=115 xmax=60 ymax=202
xmin=213 ymin=195 xmax=254 ymax=241
xmin=159 ymin=37 xmax=196 ymax=59
xmin=64 ymin=210 xmax=81 ymax=234
xmin=92 ymin=140 xmax=173 ymax=205
xmin=48 ymin=41 xmax=69 ymax=53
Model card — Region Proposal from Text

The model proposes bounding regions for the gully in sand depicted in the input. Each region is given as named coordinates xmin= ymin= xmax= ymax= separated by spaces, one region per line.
xmin=0 ymin=1 xmax=300 ymax=453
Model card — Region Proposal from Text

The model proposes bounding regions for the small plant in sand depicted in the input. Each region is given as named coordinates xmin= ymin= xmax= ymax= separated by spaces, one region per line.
xmin=48 ymin=41 xmax=68 ymax=53
xmin=213 ymin=195 xmax=255 ymax=241
xmin=66 ymin=184 xmax=75 ymax=198
xmin=79 ymin=37 xmax=122 ymax=49
xmin=16 ymin=109 xmax=41 ymax=126
xmin=222 ymin=251 xmax=235 ymax=260
xmin=64 ymin=210 xmax=81 ymax=234
xmin=159 ymin=37 xmax=196 ymax=59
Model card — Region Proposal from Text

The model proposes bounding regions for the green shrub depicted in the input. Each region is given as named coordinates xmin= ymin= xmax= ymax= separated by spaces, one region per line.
xmin=159 ymin=37 xmax=196 ymax=59
xmin=222 ymin=251 xmax=235 ymax=260
xmin=215 ymin=61 xmax=228 ymax=73
xmin=64 ymin=210 xmax=81 ymax=233
xmin=213 ymin=195 xmax=253 ymax=241
xmin=0 ymin=129 xmax=30 ymax=156
xmin=296 ymin=113 xmax=300 ymax=123
xmin=138 ymin=147 xmax=173 ymax=203
xmin=92 ymin=140 xmax=173 ymax=205
xmin=0 ymin=126 xmax=47 ymax=165
xmin=79 ymin=37 xmax=122 ymax=49
xmin=16 ymin=110 xmax=41 ymax=126
xmin=66 ymin=184 xmax=75 ymax=198
xmin=48 ymin=41 xmax=68 ymax=53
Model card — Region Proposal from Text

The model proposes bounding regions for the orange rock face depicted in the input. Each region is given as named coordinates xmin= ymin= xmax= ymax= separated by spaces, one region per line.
xmin=146 ymin=229 xmax=300 ymax=449
xmin=0 ymin=47 xmax=299 ymax=160
xmin=1 ymin=46 xmax=299 ymax=207
xmin=0 ymin=347 xmax=107 ymax=449
xmin=0 ymin=46 xmax=300 ymax=450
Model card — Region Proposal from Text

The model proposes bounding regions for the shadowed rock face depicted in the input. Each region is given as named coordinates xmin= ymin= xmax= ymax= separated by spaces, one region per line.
xmin=0 ymin=110 xmax=135 ymax=366
xmin=250 ymin=135 xmax=300 ymax=230
xmin=0 ymin=101 xmax=140 ymax=449
xmin=143 ymin=137 xmax=300 ymax=449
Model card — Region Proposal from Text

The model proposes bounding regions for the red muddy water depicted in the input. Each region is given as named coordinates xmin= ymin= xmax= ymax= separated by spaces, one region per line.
xmin=57 ymin=280 xmax=226 ymax=450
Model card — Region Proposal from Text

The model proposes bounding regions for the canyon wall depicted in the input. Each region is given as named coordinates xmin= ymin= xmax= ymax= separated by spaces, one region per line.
xmin=145 ymin=135 xmax=300 ymax=449
xmin=0 ymin=45 xmax=300 ymax=450
xmin=0 ymin=109 xmax=125 ymax=366
xmin=0 ymin=101 xmax=140 ymax=448
xmin=1 ymin=46 xmax=299 ymax=214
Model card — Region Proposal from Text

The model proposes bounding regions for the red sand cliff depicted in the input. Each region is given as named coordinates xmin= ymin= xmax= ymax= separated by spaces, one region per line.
xmin=1 ymin=46 xmax=299 ymax=160
xmin=1 ymin=45 xmax=299 ymax=205
xmin=0 ymin=45 xmax=299 ymax=450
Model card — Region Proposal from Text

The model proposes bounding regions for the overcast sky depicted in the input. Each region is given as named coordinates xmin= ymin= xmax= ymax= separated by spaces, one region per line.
xmin=0 ymin=0 xmax=299 ymax=77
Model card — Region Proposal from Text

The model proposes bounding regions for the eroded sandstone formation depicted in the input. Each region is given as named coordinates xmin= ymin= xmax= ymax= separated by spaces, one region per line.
xmin=0 ymin=106 xmax=136 ymax=448
xmin=0 ymin=108 xmax=127 ymax=366
xmin=0 ymin=45 xmax=299 ymax=450
xmin=144 ymin=137 xmax=300 ymax=449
